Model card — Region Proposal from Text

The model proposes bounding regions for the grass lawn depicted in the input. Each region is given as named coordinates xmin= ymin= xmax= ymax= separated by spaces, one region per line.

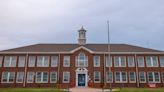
xmin=119 ymin=88 xmax=164 ymax=92
xmin=0 ymin=88 xmax=64 ymax=92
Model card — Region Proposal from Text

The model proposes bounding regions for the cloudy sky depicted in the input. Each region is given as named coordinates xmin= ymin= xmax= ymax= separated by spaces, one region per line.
xmin=0 ymin=0 xmax=164 ymax=51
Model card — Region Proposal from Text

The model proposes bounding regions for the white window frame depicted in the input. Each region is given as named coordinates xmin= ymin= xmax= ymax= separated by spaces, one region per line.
xmin=63 ymin=56 xmax=70 ymax=67
xmin=36 ymin=72 xmax=48 ymax=83
xmin=114 ymin=56 xmax=126 ymax=67
xmin=27 ymin=72 xmax=34 ymax=83
xmin=51 ymin=56 xmax=58 ymax=67
xmin=18 ymin=56 xmax=25 ymax=67
xmin=147 ymin=72 xmax=160 ymax=83
xmin=0 ymin=56 xmax=3 ymax=67
xmin=4 ymin=56 xmax=17 ymax=67
xmin=146 ymin=56 xmax=158 ymax=67
xmin=76 ymin=53 xmax=88 ymax=67
xmin=63 ymin=72 xmax=70 ymax=83
xmin=94 ymin=55 xmax=100 ymax=67
xmin=129 ymin=72 xmax=136 ymax=83
xmin=50 ymin=72 xmax=57 ymax=83
xmin=160 ymin=56 xmax=164 ymax=67
xmin=106 ymin=72 xmax=113 ymax=83
xmin=28 ymin=56 xmax=36 ymax=67
xmin=16 ymin=72 xmax=24 ymax=83
xmin=105 ymin=56 xmax=112 ymax=67
xmin=137 ymin=56 xmax=145 ymax=67
xmin=94 ymin=71 xmax=101 ymax=83
xmin=1 ymin=72 xmax=15 ymax=83
xmin=161 ymin=72 xmax=164 ymax=83
xmin=127 ymin=56 xmax=135 ymax=67
xmin=37 ymin=56 xmax=49 ymax=67
xmin=139 ymin=72 xmax=146 ymax=83
xmin=115 ymin=71 xmax=127 ymax=83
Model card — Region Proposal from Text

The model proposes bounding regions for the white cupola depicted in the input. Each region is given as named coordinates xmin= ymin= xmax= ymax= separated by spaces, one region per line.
xmin=78 ymin=26 xmax=86 ymax=45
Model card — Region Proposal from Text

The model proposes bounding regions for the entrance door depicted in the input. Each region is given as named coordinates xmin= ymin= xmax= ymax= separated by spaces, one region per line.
xmin=78 ymin=74 xmax=85 ymax=86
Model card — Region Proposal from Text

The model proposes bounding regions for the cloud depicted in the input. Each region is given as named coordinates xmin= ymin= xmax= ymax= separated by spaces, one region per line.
xmin=0 ymin=0 xmax=164 ymax=51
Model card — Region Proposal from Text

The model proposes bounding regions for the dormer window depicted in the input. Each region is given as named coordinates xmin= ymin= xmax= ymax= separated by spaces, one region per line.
xmin=76 ymin=52 xmax=88 ymax=67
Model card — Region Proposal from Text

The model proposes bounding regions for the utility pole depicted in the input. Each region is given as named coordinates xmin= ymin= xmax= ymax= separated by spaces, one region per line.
xmin=107 ymin=20 xmax=112 ymax=92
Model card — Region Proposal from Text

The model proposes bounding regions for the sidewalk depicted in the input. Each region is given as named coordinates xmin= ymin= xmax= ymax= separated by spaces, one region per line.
xmin=69 ymin=87 xmax=120 ymax=92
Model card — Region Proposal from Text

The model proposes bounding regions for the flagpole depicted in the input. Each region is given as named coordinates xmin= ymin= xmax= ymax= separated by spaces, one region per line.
xmin=107 ymin=20 xmax=112 ymax=92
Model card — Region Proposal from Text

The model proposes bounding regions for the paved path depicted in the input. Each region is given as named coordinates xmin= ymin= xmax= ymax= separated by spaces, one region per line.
xmin=69 ymin=87 xmax=120 ymax=92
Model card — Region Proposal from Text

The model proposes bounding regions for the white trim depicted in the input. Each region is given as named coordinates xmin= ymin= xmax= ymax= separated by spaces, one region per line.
xmin=1 ymin=51 xmax=164 ymax=54
xmin=129 ymin=72 xmax=136 ymax=83
xmin=63 ymin=71 xmax=70 ymax=83
xmin=75 ymin=68 xmax=88 ymax=87
xmin=139 ymin=72 xmax=146 ymax=83
xmin=50 ymin=72 xmax=57 ymax=83
xmin=115 ymin=71 xmax=127 ymax=83
xmin=70 ymin=46 xmax=93 ymax=53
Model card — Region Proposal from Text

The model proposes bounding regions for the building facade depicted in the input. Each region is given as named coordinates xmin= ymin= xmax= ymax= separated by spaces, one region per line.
xmin=0 ymin=27 xmax=164 ymax=88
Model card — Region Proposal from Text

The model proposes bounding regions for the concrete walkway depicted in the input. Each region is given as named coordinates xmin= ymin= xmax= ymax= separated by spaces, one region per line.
xmin=69 ymin=87 xmax=120 ymax=92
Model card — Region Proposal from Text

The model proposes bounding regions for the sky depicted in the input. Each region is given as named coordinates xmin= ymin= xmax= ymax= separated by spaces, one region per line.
xmin=0 ymin=0 xmax=164 ymax=51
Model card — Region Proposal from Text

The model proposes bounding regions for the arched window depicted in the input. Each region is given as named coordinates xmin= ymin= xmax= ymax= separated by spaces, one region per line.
xmin=76 ymin=52 xmax=88 ymax=67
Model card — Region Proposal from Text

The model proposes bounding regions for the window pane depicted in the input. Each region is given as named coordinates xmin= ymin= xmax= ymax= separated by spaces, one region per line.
xmin=63 ymin=72 xmax=70 ymax=83
xmin=94 ymin=56 xmax=100 ymax=67
xmin=18 ymin=56 xmax=25 ymax=67
xmin=0 ymin=56 xmax=3 ymax=67
xmin=9 ymin=72 xmax=15 ymax=82
xmin=154 ymin=72 xmax=160 ymax=82
xmin=4 ymin=56 xmax=10 ymax=67
xmin=51 ymin=56 xmax=58 ymax=67
xmin=129 ymin=72 xmax=136 ymax=82
xmin=146 ymin=56 xmax=151 ymax=67
xmin=152 ymin=56 xmax=158 ymax=67
xmin=122 ymin=72 xmax=127 ymax=82
xmin=121 ymin=57 xmax=126 ymax=67
xmin=28 ymin=56 xmax=35 ymax=67
xmin=115 ymin=72 xmax=120 ymax=82
xmin=27 ymin=72 xmax=34 ymax=83
xmin=4 ymin=56 xmax=16 ymax=67
xmin=106 ymin=72 xmax=112 ymax=83
xmin=36 ymin=72 xmax=42 ymax=82
xmin=16 ymin=72 xmax=24 ymax=83
xmin=139 ymin=72 xmax=146 ymax=82
xmin=106 ymin=56 xmax=112 ymax=67
xmin=114 ymin=56 xmax=119 ymax=67
xmin=50 ymin=72 xmax=57 ymax=83
xmin=162 ymin=72 xmax=164 ymax=82
xmin=137 ymin=57 xmax=144 ymax=67
xmin=43 ymin=72 xmax=48 ymax=82
xmin=160 ymin=56 xmax=164 ymax=67
xmin=128 ymin=56 xmax=135 ymax=67
xmin=63 ymin=56 xmax=70 ymax=67
xmin=10 ymin=56 xmax=17 ymax=67
xmin=94 ymin=71 xmax=100 ymax=82
xmin=2 ymin=72 xmax=8 ymax=82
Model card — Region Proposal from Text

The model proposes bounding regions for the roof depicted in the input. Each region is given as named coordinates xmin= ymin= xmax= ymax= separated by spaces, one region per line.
xmin=0 ymin=44 xmax=162 ymax=53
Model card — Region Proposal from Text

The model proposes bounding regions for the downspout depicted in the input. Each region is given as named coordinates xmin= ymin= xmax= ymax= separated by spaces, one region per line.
xmin=57 ymin=54 xmax=60 ymax=87
xmin=104 ymin=53 xmax=106 ymax=88
xmin=23 ymin=53 xmax=28 ymax=87
xmin=135 ymin=54 xmax=139 ymax=87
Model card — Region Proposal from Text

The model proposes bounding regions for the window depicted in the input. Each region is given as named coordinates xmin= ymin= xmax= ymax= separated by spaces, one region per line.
xmin=139 ymin=72 xmax=146 ymax=83
xmin=162 ymin=72 xmax=164 ymax=83
xmin=63 ymin=72 xmax=70 ymax=83
xmin=105 ymin=56 xmax=112 ymax=67
xmin=160 ymin=56 xmax=164 ymax=67
xmin=129 ymin=72 xmax=136 ymax=82
xmin=76 ymin=53 xmax=88 ymax=67
xmin=0 ymin=56 xmax=3 ymax=67
xmin=16 ymin=72 xmax=24 ymax=83
xmin=94 ymin=71 xmax=101 ymax=83
xmin=28 ymin=56 xmax=36 ymax=67
xmin=94 ymin=56 xmax=100 ymax=67
xmin=137 ymin=56 xmax=145 ymax=67
xmin=106 ymin=72 xmax=113 ymax=83
xmin=147 ymin=72 xmax=160 ymax=83
xmin=115 ymin=72 xmax=127 ymax=83
xmin=27 ymin=72 xmax=34 ymax=83
xmin=51 ymin=56 xmax=58 ymax=67
xmin=18 ymin=56 xmax=25 ymax=67
xmin=4 ymin=56 xmax=17 ymax=67
xmin=146 ymin=56 xmax=158 ymax=67
xmin=128 ymin=56 xmax=135 ymax=67
xmin=36 ymin=72 xmax=48 ymax=83
xmin=114 ymin=56 xmax=126 ymax=67
xmin=63 ymin=56 xmax=70 ymax=67
xmin=2 ymin=72 xmax=15 ymax=83
xmin=50 ymin=72 xmax=57 ymax=83
xmin=37 ymin=56 xmax=49 ymax=67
